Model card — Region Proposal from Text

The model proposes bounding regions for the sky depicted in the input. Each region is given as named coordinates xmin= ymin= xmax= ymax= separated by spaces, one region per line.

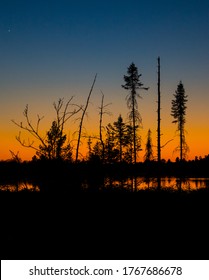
xmin=0 ymin=0 xmax=209 ymax=161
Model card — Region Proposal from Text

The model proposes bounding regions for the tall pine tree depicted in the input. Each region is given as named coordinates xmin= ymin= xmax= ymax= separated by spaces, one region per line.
xmin=122 ymin=63 xmax=149 ymax=163
xmin=171 ymin=81 xmax=189 ymax=160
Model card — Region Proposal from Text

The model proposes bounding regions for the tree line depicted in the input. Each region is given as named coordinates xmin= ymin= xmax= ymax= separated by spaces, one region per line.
xmin=11 ymin=59 xmax=188 ymax=163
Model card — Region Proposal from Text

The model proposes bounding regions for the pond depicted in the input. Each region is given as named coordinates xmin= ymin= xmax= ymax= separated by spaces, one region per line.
xmin=1 ymin=177 xmax=209 ymax=192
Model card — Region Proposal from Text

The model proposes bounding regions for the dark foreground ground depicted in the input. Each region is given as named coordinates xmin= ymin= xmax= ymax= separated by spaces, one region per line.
xmin=1 ymin=159 xmax=209 ymax=259
xmin=1 ymin=188 xmax=209 ymax=260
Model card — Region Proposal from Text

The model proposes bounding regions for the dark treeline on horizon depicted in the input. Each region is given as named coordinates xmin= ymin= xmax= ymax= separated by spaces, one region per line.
xmin=1 ymin=155 xmax=209 ymax=186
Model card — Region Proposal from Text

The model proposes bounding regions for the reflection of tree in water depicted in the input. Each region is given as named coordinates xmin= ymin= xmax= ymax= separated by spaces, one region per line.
xmin=167 ymin=177 xmax=172 ymax=185
xmin=131 ymin=177 xmax=140 ymax=191
xmin=157 ymin=177 xmax=161 ymax=190
xmin=103 ymin=177 xmax=135 ymax=191
xmin=103 ymin=176 xmax=147 ymax=191
xmin=194 ymin=178 xmax=199 ymax=189
xmin=0 ymin=181 xmax=40 ymax=192
xmin=204 ymin=179 xmax=209 ymax=188
xmin=193 ymin=178 xmax=209 ymax=190
xmin=175 ymin=177 xmax=190 ymax=191
xmin=104 ymin=177 xmax=160 ymax=191
xmin=106 ymin=177 xmax=207 ymax=191
xmin=143 ymin=177 xmax=158 ymax=189
xmin=1 ymin=176 xmax=209 ymax=192
xmin=144 ymin=177 xmax=152 ymax=189
xmin=128 ymin=177 xmax=157 ymax=191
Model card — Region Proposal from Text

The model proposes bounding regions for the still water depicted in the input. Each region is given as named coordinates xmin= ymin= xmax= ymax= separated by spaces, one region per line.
xmin=0 ymin=177 xmax=209 ymax=192
xmin=102 ymin=177 xmax=209 ymax=191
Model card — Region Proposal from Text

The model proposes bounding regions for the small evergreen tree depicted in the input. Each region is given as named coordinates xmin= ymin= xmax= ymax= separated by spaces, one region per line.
xmin=105 ymin=125 xmax=119 ymax=163
xmin=37 ymin=120 xmax=72 ymax=160
xmin=113 ymin=115 xmax=127 ymax=162
xmin=107 ymin=115 xmax=127 ymax=162
xmin=144 ymin=129 xmax=154 ymax=161
xmin=89 ymin=141 xmax=103 ymax=162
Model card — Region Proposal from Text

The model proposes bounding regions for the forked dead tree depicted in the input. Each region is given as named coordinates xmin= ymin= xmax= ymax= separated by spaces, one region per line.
xmin=12 ymin=97 xmax=82 ymax=160
xmin=9 ymin=150 xmax=22 ymax=163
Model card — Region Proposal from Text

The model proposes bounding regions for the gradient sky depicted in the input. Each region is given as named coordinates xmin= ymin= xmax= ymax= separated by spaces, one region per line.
xmin=0 ymin=0 xmax=209 ymax=161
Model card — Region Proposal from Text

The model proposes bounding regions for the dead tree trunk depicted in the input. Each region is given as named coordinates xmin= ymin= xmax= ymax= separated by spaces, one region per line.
xmin=99 ymin=92 xmax=105 ymax=162
xmin=75 ymin=74 xmax=97 ymax=162
xmin=157 ymin=56 xmax=161 ymax=163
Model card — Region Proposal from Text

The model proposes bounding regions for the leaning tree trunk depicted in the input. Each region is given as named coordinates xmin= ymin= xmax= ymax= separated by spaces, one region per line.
xmin=75 ymin=74 xmax=97 ymax=162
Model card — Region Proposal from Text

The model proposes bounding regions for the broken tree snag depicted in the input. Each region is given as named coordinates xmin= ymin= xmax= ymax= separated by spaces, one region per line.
xmin=75 ymin=74 xmax=97 ymax=162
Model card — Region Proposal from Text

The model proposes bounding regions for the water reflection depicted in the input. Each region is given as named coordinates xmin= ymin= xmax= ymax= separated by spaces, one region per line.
xmin=0 ymin=182 xmax=40 ymax=192
xmin=0 ymin=177 xmax=208 ymax=192
xmin=102 ymin=177 xmax=209 ymax=192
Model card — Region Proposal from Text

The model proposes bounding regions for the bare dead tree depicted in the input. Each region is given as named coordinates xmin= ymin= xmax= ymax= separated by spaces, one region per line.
xmin=54 ymin=97 xmax=81 ymax=133
xmin=99 ymin=92 xmax=105 ymax=160
xmin=157 ymin=56 xmax=161 ymax=162
xmin=12 ymin=97 xmax=82 ymax=160
xmin=99 ymin=91 xmax=111 ymax=162
xmin=12 ymin=104 xmax=47 ymax=152
xmin=75 ymin=74 xmax=97 ymax=162
xmin=9 ymin=150 xmax=22 ymax=163
xmin=161 ymin=139 xmax=174 ymax=149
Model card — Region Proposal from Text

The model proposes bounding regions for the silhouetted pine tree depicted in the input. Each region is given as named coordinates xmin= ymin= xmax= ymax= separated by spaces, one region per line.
xmin=38 ymin=120 xmax=72 ymax=160
xmin=144 ymin=129 xmax=154 ymax=161
xmin=171 ymin=81 xmax=189 ymax=160
xmin=107 ymin=115 xmax=127 ymax=162
xmin=123 ymin=124 xmax=134 ymax=163
xmin=113 ymin=115 xmax=127 ymax=162
xmin=89 ymin=141 xmax=103 ymax=162
xmin=122 ymin=63 xmax=149 ymax=163
xmin=105 ymin=125 xmax=119 ymax=163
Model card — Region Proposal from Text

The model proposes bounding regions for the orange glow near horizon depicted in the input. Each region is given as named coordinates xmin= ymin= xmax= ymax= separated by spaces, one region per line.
xmin=1 ymin=117 xmax=209 ymax=162
xmin=1 ymin=84 xmax=209 ymax=162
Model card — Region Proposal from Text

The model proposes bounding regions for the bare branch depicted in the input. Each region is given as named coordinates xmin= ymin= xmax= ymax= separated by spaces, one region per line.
xmin=161 ymin=139 xmax=174 ymax=149
xmin=15 ymin=132 xmax=40 ymax=151
xmin=9 ymin=150 xmax=22 ymax=163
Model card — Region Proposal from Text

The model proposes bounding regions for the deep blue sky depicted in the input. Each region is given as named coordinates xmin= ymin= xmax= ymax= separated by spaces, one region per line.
xmin=0 ymin=0 xmax=209 ymax=160
xmin=1 ymin=0 xmax=208 ymax=88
